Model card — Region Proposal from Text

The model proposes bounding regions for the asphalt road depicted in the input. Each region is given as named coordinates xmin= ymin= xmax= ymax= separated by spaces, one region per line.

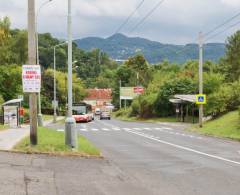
xmin=5 ymin=117 xmax=240 ymax=195
xmin=65 ymin=117 xmax=240 ymax=195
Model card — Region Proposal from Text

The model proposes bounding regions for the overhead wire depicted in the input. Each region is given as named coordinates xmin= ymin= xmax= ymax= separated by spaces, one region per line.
xmin=203 ymin=11 xmax=240 ymax=38
xmin=114 ymin=0 xmax=145 ymax=34
xmin=129 ymin=0 xmax=166 ymax=34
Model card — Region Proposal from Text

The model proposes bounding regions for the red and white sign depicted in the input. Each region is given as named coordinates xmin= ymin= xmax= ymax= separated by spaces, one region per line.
xmin=22 ymin=65 xmax=41 ymax=93
xmin=134 ymin=86 xmax=144 ymax=94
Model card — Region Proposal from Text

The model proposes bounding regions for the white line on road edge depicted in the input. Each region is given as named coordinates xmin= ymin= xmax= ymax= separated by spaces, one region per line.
xmin=125 ymin=130 xmax=240 ymax=166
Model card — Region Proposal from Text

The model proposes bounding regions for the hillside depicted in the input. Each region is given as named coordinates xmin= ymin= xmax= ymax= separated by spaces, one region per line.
xmin=75 ymin=33 xmax=225 ymax=64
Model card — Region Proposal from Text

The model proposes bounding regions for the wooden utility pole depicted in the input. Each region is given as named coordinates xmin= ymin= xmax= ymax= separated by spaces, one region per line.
xmin=28 ymin=0 xmax=38 ymax=145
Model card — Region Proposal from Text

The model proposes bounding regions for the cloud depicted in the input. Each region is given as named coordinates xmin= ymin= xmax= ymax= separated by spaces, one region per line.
xmin=1 ymin=0 xmax=240 ymax=44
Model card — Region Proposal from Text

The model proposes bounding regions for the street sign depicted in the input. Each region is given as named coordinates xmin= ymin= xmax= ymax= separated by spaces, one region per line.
xmin=196 ymin=94 xmax=206 ymax=105
xmin=134 ymin=86 xmax=144 ymax=94
xmin=18 ymin=95 xmax=24 ymax=101
xmin=22 ymin=65 xmax=41 ymax=93
xmin=52 ymin=100 xmax=58 ymax=108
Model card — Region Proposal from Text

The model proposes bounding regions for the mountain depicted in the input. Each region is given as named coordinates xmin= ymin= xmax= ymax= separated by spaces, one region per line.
xmin=74 ymin=33 xmax=225 ymax=64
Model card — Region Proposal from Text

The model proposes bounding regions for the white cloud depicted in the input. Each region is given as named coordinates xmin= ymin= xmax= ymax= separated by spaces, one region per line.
xmin=0 ymin=0 xmax=240 ymax=44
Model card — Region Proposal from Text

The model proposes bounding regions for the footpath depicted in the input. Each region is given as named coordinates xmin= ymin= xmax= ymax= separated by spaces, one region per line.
xmin=0 ymin=116 xmax=64 ymax=150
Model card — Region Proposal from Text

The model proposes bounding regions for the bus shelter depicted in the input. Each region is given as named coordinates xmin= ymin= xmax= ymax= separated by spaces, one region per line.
xmin=169 ymin=95 xmax=197 ymax=123
xmin=2 ymin=99 xmax=23 ymax=128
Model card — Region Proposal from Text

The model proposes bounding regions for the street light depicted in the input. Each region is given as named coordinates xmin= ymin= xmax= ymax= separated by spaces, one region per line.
xmin=36 ymin=0 xmax=53 ymax=127
xmin=53 ymin=41 xmax=67 ymax=123
xmin=65 ymin=0 xmax=78 ymax=149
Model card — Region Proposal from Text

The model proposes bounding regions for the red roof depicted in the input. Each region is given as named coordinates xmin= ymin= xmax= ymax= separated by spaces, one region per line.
xmin=84 ymin=89 xmax=112 ymax=100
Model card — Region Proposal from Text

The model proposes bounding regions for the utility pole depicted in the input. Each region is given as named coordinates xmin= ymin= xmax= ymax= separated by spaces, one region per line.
xmin=65 ymin=0 xmax=77 ymax=149
xmin=36 ymin=0 xmax=53 ymax=127
xmin=199 ymin=32 xmax=203 ymax=128
xmin=28 ymin=0 xmax=38 ymax=145
xmin=53 ymin=46 xmax=57 ymax=123
xmin=119 ymin=80 xmax=122 ymax=109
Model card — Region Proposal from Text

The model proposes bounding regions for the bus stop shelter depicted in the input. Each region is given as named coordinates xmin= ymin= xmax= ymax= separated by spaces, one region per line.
xmin=2 ymin=99 xmax=23 ymax=128
xmin=169 ymin=95 xmax=197 ymax=123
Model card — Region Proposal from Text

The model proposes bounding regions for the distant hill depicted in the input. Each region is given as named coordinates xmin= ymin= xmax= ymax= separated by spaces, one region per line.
xmin=74 ymin=33 xmax=225 ymax=64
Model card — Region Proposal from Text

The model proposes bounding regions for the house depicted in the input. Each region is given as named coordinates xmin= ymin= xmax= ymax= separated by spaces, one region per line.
xmin=84 ymin=88 xmax=113 ymax=110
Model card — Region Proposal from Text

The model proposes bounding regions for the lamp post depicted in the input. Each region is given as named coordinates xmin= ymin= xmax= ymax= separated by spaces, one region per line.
xmin=36 ymin=0 xmax=53 ymax=126
xmin=53 ymin=42 xmax=67 ymax=123
xmin=65 ymin=0 xmax=78 ymax=149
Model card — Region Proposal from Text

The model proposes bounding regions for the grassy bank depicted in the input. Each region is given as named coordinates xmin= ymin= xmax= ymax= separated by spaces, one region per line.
xmin=113 ymin=109 xmax=197 ymax=123
xmin=14 ymin=127 xmax=100 ymax=156
xmin=191 ymin=111 xmax=240 ymax=141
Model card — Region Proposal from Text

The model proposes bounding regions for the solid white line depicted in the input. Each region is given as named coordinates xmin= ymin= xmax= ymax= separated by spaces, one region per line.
xmin=125 ymin=130 xmax=240 ymax=166
xmin=91 ymin=128 xmax=99 ymax=131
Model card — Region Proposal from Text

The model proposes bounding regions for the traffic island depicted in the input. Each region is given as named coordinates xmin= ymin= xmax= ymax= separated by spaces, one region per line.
xmin=13 ymin=127 xmax=101 ymax=158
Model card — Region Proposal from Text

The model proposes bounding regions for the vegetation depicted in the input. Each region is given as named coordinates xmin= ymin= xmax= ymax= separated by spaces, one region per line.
xmin=1 ymin=15 xmax=240 ymax=128
xmin=14 ymin=127 xmax=100 ymax=156
xmin=191 ymin=111 xmax=240 ymax=141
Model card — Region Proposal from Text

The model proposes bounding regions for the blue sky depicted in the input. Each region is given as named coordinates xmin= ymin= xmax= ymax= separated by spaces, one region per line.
xmin=1 ymin=0 xmax=240 ymax=44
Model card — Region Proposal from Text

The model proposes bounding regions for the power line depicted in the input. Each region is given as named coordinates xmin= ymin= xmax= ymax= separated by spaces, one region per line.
xmin=129 ymin=0 xmax=166 ymax=34
xmin=114 ymin=0 xmax=145 ymax=34
xmin=204 ymin=11 xmax=240 ymax=38
xmin=205 ymin=20 xmax=240 ymax=42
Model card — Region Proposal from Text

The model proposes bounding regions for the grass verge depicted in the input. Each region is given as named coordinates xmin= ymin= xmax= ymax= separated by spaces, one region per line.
xmin=190 ymin=111 xmax=240 ymax=141
xmin=0 ymin=125 xmax=8 ymax=131
xmin=13 ymin=127 xmax=101 ymax=157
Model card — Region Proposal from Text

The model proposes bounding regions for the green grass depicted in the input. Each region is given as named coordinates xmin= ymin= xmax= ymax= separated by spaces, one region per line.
xmin=43 ymin=115 xmax=53 ymax=121
xmin=191 ymin=111 xmax=240 ymax=141
xmin=14 ymin=127 xmax=100 ymax=156
xmin=0 ymin=124 xmax=8 ymax=131
xmin=113 ymin=112 xmax=197 ymax=124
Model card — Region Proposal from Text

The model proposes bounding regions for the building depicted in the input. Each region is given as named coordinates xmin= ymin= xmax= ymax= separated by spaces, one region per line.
xmin=84 ymin=89 xmax=113 ymax=110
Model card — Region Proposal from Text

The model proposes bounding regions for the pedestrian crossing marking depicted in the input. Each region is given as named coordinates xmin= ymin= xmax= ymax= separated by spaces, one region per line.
xmin=77 ymin=127 xmax=203 ymax=140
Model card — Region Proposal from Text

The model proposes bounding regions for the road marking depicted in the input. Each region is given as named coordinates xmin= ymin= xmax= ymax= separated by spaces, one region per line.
xmin=143 ymin=128 xmax=150 ymax=130
xmin=57 ymin=129 xmax=64 ymax=132
xmin=113 ymin=128 xmax=121 ymax=131
xmin=102 ymin=128 xmax=110 ymax=131
xmin=91 ymin=128 xmax=99 ymax=131
xmin=125 ymin=129 xmax=240 ymax=166
xmin=133 ymin=128 xmax=141 ymax=130
xmin=123 ymin=128 xmax=131 ymax=130
xmin=79 ymin=129 xmax=88 ymax=132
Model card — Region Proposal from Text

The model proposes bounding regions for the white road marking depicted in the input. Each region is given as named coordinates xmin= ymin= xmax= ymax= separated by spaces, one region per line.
xmin=143 ymin=128 xmax=150 ymax=130
xmin=102 ymin=128 xmax=110 ymax=131
xmin=133 ymin=128 xmax=141 ymax=130
xmin=113 ymin=128 xmax=121 ymax=131
xmin=126 ymin=130 xmax=240 ymax=166
xmin=123 ymin=128 xmax=131 ymax=131
xmin=79 ymin=129 xmax=88 ymax=132
xmin=57 ymin=129 xmax=64 ymax=132
xmin=91 ymin=128 xmax=99 ymax=131
xmin=164 ymin=127 xmax=173 ymax=130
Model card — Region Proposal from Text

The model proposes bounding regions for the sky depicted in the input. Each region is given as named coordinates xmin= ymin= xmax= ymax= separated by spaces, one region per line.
xmin=1 ymin=0 xmax=240 ymax=44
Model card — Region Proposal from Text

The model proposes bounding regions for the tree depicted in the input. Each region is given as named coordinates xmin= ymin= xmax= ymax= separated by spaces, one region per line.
xmin=222 ymin=30 xmax=240 ymax=81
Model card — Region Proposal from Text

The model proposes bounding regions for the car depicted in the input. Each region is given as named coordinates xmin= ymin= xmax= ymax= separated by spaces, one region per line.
xmin=100 ymin=111 xmax=111 ymax=120
xmin=73 ymin=113 xmax=91 ymax=123
xmin=95 ymin=108 xmax=101 ymax=115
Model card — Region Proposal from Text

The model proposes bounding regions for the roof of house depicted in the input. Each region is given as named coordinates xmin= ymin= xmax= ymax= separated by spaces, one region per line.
xmin=84 ymin=89 xmax=112 ymax=100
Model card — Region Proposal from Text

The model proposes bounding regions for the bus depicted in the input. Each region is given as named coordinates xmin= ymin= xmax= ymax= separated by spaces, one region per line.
xmin=72 ymin=102 xmax=94 ymax=123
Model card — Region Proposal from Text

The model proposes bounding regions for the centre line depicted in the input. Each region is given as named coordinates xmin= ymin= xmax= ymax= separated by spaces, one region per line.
xmin=125 ymin=129 xmax=240 ymax=166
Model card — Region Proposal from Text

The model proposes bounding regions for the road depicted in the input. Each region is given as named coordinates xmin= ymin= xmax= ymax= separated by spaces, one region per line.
xmin=3 ymin=118 xmax=240 ymax=194
xmin=50 ymin=117 xmax=240 ymax=195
